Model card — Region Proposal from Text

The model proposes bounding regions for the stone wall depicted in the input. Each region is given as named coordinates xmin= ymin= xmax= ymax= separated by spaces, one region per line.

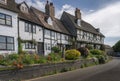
xmin=0 ymin=59 xmax=95 ymax=81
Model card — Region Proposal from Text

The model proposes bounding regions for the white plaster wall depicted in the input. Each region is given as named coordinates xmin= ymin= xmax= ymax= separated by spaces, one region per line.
xmin=19 ymin=20 xmax=32 ymax=40
xmin=44 ymin=39 xmax=51 ymax=56
xmin=19 ymin=20 xmax=43 ymax=52
xmin=0 ymin=8 xmax=18 ymax=54
xmin=33 ymin=25 xmax=43 ymax=42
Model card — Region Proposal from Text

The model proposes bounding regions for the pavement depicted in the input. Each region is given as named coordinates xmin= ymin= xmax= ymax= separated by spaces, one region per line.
xmin=25 ymin=57 xmax=120 ymax=81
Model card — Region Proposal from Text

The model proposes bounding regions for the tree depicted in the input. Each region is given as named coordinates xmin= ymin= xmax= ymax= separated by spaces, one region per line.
xmin=113 ymin=40 xmax=120 ymax=52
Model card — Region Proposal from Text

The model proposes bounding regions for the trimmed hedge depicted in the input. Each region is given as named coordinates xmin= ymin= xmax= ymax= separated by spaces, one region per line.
xmin=65 ymin=49 xmax=81 ymax=60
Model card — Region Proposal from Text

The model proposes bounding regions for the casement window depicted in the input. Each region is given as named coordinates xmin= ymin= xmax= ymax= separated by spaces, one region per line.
xmin=0 ymin=13 xmax=12 ymax=26
xmin=65 ymin=36 xmax=68 ymax=40
xmin=25 ymin=42 xmax=36 ymax=49
xmin=51 ymin=31 xmax=55 ymax=38
xmin=0 ymin=0 xmax=7 ymax=5
xmin=45 ymin=43 xmax=51 ymax=50
xmin=57 ymin=33 xmax=61 ymax=40
xmin=32 ymin=25 xmax=36 ymax=33
xmin=0 ymin=36 xmax=14 ymax=50
xmin=45 ymin=29 xmax=50 ymax=36
xmin=25 ymin=22 xmax=36 ymax=33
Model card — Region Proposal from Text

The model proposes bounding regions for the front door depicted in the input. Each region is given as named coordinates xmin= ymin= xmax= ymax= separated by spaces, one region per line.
xmin=37 ymin=42 xmax=44 ymax=55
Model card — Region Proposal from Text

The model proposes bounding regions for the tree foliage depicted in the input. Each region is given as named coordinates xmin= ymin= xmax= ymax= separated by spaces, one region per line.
xmin=113 ymin=40 xmax=120 ymax=52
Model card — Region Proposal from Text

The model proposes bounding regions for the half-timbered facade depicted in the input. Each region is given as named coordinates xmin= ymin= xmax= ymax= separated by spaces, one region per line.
xmin=0 ymin=0 xmax=105 ymax=55
xmin=61 ymin=8 xmax=105 ymax=49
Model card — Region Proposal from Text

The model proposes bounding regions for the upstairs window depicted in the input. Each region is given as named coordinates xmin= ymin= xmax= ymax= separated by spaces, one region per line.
xmin=0 ymin=13 xmax=12 ymax=26
xmin=51 ymin=31 xmax=55 ymax=38
xmin=45 ymin=29 xmax=50 ymax=36
xmin=0 ymin=0 xmax=7 ymax=5
xmin=25 ymin=22 xmax=36 ymax=33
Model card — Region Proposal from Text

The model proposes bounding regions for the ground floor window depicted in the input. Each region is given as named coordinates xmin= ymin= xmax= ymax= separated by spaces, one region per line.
xmin=25 ymin=42 xmax=36 ymax=49
xmin=0 ymin=36 xmax=14 ymax=50
xmin=45 ymin=43 xmax=51 ymax=50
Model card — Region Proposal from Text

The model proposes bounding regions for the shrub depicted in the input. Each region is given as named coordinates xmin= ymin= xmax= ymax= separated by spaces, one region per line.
xmin=47 ymin=53 xmax=61 ymax=62
xmin=33 ymin=54 xmax=40 ymax=63
xmin=39 ymin=56 xmax=47 ymax=63
xmin=77 ymin=47 xmax=89 ymax=58
xmin=22 ymin=54 xmax=34 ymax=65
xmin=8 ymin=54 xmax=19 ymax=60
xmin=90 ymin=49 xmax=102 ymax=55
xmin=96 ymin=55 xmax=106 ymax=64
xmin=85 ymin=45 xmax=93 ymax=50
xmin=51 ymin=46 xmax=61 ymax=53
xmin=65 ymin=49 xmax=81 ymax=60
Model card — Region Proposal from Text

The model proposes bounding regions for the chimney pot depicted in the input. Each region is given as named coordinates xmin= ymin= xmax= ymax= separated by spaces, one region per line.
xmin=50 ymin=2 xmax=53 ymax=6
xmin=47 ymin=0 xmax=49 ymax=4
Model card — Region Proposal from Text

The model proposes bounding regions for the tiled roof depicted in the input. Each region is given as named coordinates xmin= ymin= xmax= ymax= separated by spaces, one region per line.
xmin=0 ymin=0 xmax=18 ymax=12
xmin=16 ymin=3 xmax=43 ymax=26
xmin=61 ymin=11 xmax=105 ymax=37
xmin=31 ymin=7 xmax=70 ymax=35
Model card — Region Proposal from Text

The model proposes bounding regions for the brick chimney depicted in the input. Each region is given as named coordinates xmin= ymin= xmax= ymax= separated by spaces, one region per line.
xmin=45 ymin=1 xmax=55 ymax=18
xmin=75 ymin=8 xmax=81 ymax=19
xmin=45 ymin=0 xmax=49 ymax=15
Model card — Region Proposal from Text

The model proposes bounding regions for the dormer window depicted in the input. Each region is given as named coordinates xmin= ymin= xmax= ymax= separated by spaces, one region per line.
xmin=0 ymin=0 xmax=7 ymax=5
xmin=47 ymin=17 xmax=53 ymax=25
xmin=20 ymin=2 xmax=29 ymax=13
xmin=77 ymin=19 xmax=81 ymax=26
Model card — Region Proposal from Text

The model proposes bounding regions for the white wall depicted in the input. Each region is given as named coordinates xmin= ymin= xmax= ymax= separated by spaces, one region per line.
xmin=44 ymin=39 xmax=51 ymax=55
xmin=0 ymin=8 xmax=18 ymax=54
xmin=19 ymin=20 xmax=43 ymax=52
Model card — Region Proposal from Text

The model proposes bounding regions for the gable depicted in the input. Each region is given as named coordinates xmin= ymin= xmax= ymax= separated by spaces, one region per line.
xmin=20 ymin=2 xmax=29 ymax=13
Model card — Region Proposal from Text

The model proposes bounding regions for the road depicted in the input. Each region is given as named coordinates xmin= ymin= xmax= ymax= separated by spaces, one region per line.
xmin=26 ymin=57 xmax=120 ymax=81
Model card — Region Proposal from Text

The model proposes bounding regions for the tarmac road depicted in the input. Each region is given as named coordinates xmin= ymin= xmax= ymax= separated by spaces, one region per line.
xmin=26 ymin=57 xmax=120 ymax=81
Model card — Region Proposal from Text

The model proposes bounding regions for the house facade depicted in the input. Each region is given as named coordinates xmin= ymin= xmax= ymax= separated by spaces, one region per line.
xmin=0 ymin=0 xmax=18 ymax=54
xmin=31 ymin=1 xmax=72 ymax=55
xmin=17 ymin=2 xmax=44 ymax=55
xmin=0 ymin=0 xmax=105 ymax=55
xmin=61 ymin=8 xmax=105 ymax=49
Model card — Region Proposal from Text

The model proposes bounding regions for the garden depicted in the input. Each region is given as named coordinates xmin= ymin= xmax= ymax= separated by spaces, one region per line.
xmin=0 ymin=46 xmax=109 ymax=69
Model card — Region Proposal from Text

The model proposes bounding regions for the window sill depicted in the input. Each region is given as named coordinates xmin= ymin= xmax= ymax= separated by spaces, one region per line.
xmin=0 ymin=24 xmax=12 ymax=27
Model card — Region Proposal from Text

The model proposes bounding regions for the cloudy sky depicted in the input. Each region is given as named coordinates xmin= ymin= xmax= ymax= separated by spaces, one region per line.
xmin=16 ymin=0 xmax=120 ymax=46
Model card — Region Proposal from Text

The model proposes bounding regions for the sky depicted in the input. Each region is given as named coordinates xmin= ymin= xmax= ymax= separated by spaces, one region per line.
xmin=16 ymin=0 xmax=120 ymax=46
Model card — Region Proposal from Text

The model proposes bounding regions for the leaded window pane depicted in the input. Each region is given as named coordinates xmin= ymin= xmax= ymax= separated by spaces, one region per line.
xmin=33 ymin=25 xmax=36 ymax=33
xmin=0 ymin=13 xmax=5 ymax=19
xmin=7 ymin=44 xmax=14 ymax=50
xmin=7 ymin=37 xmax=13 ymax=43
xmin=6 ymin=15 xmax=11 ymax=21
xmin=0 ymin=43 xmax=6 ymax=49
xmin=0 ymin=19 xmax=5 ymax=24
xmin=6 ymin=20 xmax=11 ymax=25
xmin=0 ymin=36 xmax=6 ymax=43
